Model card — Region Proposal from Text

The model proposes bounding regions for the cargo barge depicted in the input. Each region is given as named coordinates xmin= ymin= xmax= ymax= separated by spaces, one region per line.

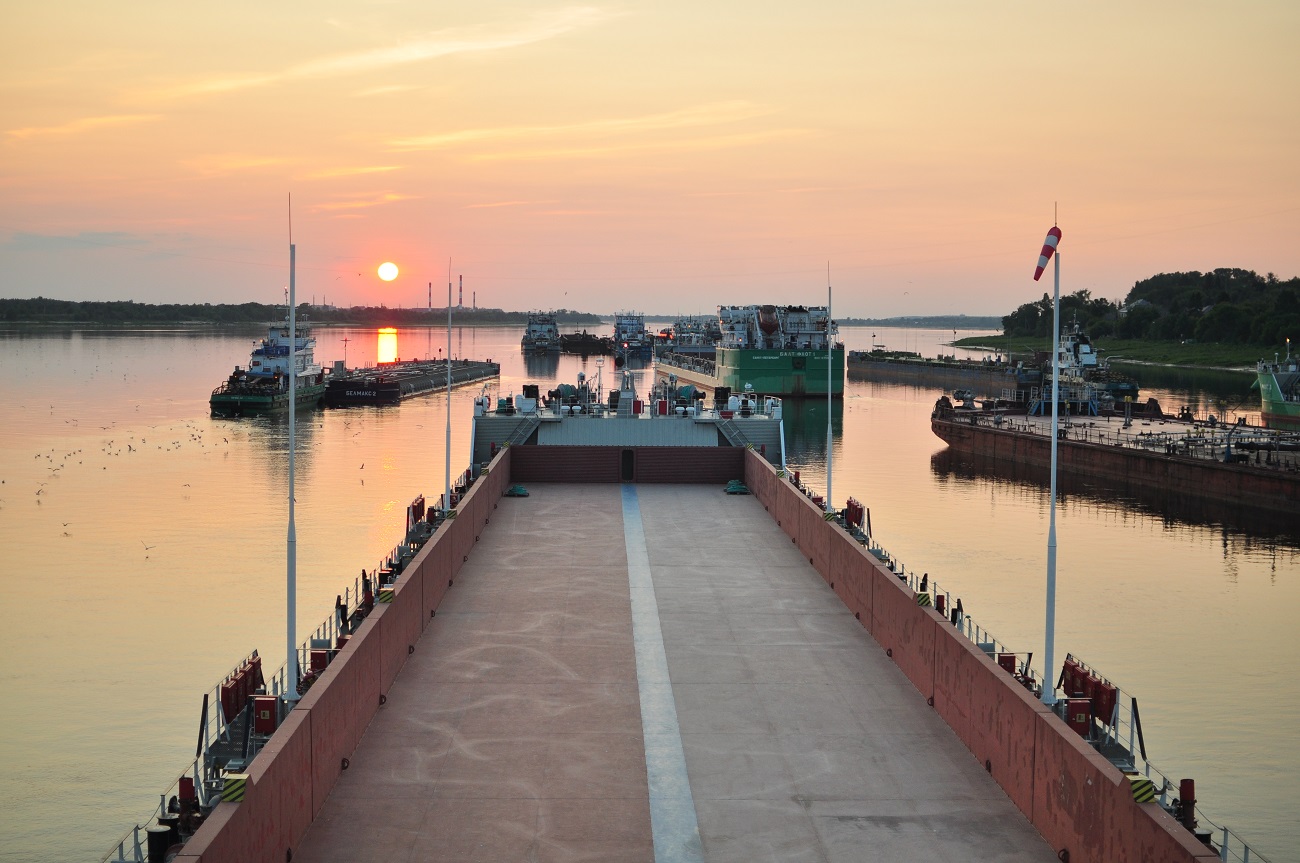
xmin=323 ymin=358 xmax=500 ymax=407
xmin=657 ymin=303 xmax=845 ymax=398
xmin=107 ymin=373 xmax=1270 ymax=863
xmin=848 ymin=348 xmax=1041 ymax=394
xmin=931 ymin=395 xmax=1300 ymax=518
xmin=558 ymin=329 xmax=613 ymax=355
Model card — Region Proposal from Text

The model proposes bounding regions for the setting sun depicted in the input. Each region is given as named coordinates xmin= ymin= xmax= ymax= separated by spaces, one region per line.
xmin=377 ymin=262 xmax=398 ymax=282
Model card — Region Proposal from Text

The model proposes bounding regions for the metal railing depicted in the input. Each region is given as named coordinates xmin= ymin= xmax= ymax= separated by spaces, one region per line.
xmin=941 ymin=409 xmax=1300 ymax=473
xmin=806 ymin=475 xmax=1273 ymax=863
xmin=101 ymin=493 xmax=450 ymax=862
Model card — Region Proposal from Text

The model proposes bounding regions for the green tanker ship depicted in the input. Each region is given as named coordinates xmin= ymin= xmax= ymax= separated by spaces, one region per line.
xmin=657 ymin=304 xmax=844 ymax=398
xmin=1255 ymin=341 xmax=1300 ymax=431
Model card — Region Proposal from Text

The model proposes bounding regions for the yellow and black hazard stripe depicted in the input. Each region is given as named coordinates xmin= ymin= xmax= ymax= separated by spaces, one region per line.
xmin=822 ymin=511 xmax=837 ymax=521
xmin=445 ymin=509 xmax=458 ymax=519
xmin=777 ymin=469 xmax=786 ymax=478
xmin=1128 ymin=776 xmax=1156 ymax=803
xmin=377 ymin=587 xmax=395 ymax=604
xmin=916 ymin=593 xmax=933 ymax=607
xmin=222 ymin=773 xmax=249 ymax=803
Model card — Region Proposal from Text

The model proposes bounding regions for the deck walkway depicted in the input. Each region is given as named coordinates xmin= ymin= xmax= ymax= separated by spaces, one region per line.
xmin=294 ymin=484 xmax=1055 ymax=862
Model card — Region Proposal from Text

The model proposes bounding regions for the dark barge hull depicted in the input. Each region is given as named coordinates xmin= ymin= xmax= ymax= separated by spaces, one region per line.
xmin=210 ymin=384 xmax=326 ymax=417
xmin=848 ymin=356 xmax=1040 ymax=395
xmin=931 ymin=415 xmax=1300 ymax=517
xmin=325 ymin=360 xmax=500 ymax=407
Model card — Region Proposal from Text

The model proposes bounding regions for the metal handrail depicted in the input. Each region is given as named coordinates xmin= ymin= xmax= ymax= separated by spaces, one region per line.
xmin=815 ymin=482 xmax=1273 ymax=863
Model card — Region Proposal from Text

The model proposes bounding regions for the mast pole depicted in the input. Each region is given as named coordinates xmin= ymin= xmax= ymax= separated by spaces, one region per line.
xmin=826 ymin=275 xmax=833 ymax=513
xmin=445 ymin=260 xmax=452 ymax=514
xmin=285 ymin=237 xmax=299 ymax=702
xmin=1043 ymin=246 xmax=1060 ymax=706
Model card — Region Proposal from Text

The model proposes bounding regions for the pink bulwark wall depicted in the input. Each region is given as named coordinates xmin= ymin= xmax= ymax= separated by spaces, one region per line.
xmin=177 ymin=446 xmax=1220 ymax=863
xmin=742 ymin=451 xmax=1221 ymax=863
xmin=176 ymin=448 xmax=513 ymax=863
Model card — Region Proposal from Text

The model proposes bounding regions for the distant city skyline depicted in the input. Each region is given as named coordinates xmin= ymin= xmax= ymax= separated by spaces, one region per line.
xmin=3 ymin=2 xmax=1297 ymax=318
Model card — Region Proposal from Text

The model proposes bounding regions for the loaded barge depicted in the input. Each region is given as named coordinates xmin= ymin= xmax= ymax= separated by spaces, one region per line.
xmin=108 ymin=372 xmax=1267 ymax=863
xmin=323 ymin=358 xmax=500 ymax=407
xmin=931 ymin=396 xmax=1300 ymax=518
xmin=848 ymin=348 xmax=1041 ymax=394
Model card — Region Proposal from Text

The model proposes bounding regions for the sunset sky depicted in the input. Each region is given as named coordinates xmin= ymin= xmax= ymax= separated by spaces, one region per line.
xmin=2 ymin=2 xmax=1297 ymax=317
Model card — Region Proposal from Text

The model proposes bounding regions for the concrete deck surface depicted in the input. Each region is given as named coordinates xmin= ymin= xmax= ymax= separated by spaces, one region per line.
xmin=294 ymin=484 xmax=1055 ymax=862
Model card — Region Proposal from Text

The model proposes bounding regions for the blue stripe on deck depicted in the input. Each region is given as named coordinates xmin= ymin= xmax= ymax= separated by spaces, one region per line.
xmin=621 ymin=484 xmax=704 ymax=863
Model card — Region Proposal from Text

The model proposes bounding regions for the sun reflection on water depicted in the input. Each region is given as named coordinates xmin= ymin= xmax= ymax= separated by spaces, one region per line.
xmin=376 ymin=327 xmax=398 ymax=364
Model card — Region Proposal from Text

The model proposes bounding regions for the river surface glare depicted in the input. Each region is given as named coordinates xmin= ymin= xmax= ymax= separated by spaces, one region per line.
xmin=0 ymin=325 xmax=1294 ymax=861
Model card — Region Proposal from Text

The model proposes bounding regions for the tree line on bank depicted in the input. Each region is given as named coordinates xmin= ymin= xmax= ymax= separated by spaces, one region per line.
xmin=0 ymin=298 xmax=603 ymax=327
xmin=1001 ymin=268 xmax=1299 ymax=346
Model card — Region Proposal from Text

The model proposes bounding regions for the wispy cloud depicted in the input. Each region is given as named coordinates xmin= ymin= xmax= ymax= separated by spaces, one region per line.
xmin=2 ymin=231 xmax=144 ymax=251
xmin=354 ymin=84 xmax=422 ymax=98
xmin=167 ymin=7 xmax=612 ymax=97
xmin=181 ymin=155 xmax=289 ymax=177
xmin=390 ymin=101 xmax=772 ymax=151
xmin=306 ymin=165 xmax=402 ymax=179
xmin=6 ymin=114 xmax=158 ymax=140
xmin=313 ymin=192 xmax=419 ymax=212
xmin=464 ymin=200 xmax=555 ymax=209
xmin=469 ymin=129 xmax=809 ymax=162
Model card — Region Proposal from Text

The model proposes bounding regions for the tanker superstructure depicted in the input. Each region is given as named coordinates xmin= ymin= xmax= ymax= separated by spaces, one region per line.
xmin=657 ymin=303 xmax=844 ymax=398
xmin=1256 ymin=342 xmax=1300 ymax=431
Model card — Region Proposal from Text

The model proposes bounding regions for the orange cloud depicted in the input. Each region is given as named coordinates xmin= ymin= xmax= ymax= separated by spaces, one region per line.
xmin=464 ymin=200 xmax=555 ymax=209
xmin=389 ymin=101 xmax=773 ymax=151
xmin=313 ymin=192 xmax=419 ymax=212
xmin=6 ymin=114 xmax=158 ymax=140
xmin=305 ymin=166 xmax=402 ymax=179
xmin=162 ymin=7 xmax=614 ymax=97
xmin=180 ymin=155 xmax=289 ymax=177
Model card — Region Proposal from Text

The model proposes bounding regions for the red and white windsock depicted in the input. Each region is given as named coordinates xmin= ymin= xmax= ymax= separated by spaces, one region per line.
xmin=1033 ymin=226 xmax=1062 ymax=281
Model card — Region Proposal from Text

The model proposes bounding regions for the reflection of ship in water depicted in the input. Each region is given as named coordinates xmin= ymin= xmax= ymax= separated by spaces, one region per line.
xmin=780 ymin=397 xmax=844 ymax=464
xmin=522 ymin=350 xmax=561 ymax=381
xmin=930 ymin=446 xmax=1300 ymax=544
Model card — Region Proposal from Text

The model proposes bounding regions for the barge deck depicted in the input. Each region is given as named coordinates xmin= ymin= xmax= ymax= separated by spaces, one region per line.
xmin=324 ymin=359 xmax=500 ymax=407
xmin=290 ymin=483 xmax=1055 ymax=862
xmin=932 ymin=400 xmax=1300 ymax=518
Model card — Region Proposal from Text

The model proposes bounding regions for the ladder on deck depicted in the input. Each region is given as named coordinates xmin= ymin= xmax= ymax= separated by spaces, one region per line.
xmin=504 ymin=416 xmax=541 ymax=447
xmin=715 ymin=417 xmax=746 ymax=447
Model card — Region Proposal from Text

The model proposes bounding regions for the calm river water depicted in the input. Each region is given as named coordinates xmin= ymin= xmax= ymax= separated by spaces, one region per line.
xmin=0 ymin=325 xmax=1293 ymax=861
